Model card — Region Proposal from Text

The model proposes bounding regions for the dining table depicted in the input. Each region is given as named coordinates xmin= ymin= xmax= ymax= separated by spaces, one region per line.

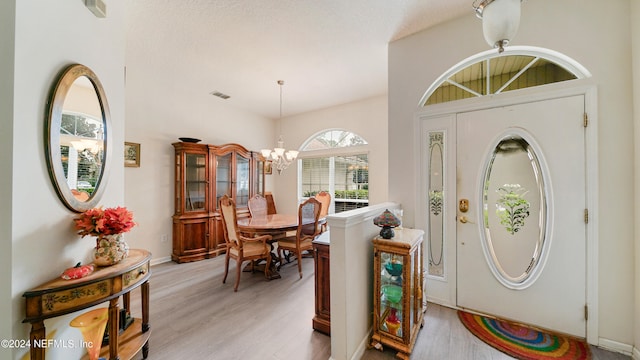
xmin=238 ymin=213 xmax=303 ymax=237
xmin=237 ymin=214 xmax=326 ymax=278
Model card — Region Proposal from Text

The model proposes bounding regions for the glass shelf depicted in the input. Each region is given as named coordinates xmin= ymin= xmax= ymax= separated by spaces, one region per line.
xmin=379 ymin=250 xmax=404 ymax=337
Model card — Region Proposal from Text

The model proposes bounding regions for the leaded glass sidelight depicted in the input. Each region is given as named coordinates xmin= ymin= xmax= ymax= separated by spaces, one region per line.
xmin=427 ymin=132 xmax=445 ymax=277
xmin=481 ymin=133 xmax=548 ymax=288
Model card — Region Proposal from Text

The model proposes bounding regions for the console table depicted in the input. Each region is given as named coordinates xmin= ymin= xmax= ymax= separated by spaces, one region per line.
xmin=23 ymin=249 xmax=151 ymax=360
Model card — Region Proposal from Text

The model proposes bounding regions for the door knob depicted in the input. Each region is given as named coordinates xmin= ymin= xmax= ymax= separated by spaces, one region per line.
xmin=459 ymin=215 xmax=474 ymax=224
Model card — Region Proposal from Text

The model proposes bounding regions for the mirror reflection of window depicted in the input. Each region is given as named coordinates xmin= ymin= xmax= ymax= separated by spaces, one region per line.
xmin=60 ymin=76 xmax=104 ymax=198
xmin=46 ymin=64 xmax=111 ymax=212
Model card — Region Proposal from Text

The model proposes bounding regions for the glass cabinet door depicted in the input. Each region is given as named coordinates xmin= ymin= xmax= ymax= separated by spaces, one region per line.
xmin=185 ymin=153 xmax=206 ymax=212
xmin=236 ymin=153 xmax=250 ymax=207
xmin=254 ymin=159 xmax=264 ymax=196
xmin=379 ymin=250 xmax=404 ymax=338
xmin=216 ymin=153 xmax=232 ymax=208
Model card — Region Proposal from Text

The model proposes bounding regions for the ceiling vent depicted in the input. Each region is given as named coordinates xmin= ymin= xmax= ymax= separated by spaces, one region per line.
xmin=210 ymin=91 xmax=230 ymax=100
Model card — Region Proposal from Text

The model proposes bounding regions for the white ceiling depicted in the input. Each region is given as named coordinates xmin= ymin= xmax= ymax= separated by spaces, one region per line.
xmin=126 ymin=0 xmax=473 ymax=119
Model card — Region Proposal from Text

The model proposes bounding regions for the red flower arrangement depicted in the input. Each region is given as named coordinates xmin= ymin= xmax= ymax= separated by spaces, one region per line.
xmin=74 ymin=206 xmax=136 ymax=238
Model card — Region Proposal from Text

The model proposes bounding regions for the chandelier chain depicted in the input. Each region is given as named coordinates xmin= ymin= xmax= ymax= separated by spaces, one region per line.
xmin=261 ymin=80 xmax=298 ymax=174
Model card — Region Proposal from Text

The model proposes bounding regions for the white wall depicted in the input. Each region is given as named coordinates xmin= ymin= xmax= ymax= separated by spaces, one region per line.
xmin=631 ymin=1 xmax=640 ymax=357
xmin=0 ymin=1 xmax=15 ymax=358
xmin=123 ymin=10 xmax=276 ymax=263
xmin=10 ymin=1 xmax=126 ymax=359
xmin=327 ymin=202 xmax=402 ymax=360
xmin=389 ymin=0 xmax=634 ymax=347
xmin=273 ymin=95 xmax=389 ymax=215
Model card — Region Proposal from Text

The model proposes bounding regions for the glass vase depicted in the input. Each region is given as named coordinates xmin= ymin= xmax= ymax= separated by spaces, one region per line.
xmin=384 ymin=307 xmax=401 ymax=336
xmin=69 ymin=308 xmax=108 ymax=360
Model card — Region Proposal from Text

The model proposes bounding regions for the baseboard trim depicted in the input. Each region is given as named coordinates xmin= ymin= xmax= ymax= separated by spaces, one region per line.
xmin=349 ymin=328 xmax=372 ymax=360
xmin=597 ymin=337 xmax=633 ymax=356
xmin=150 ymin=256 xmax=171 ymax=266
xmin=426 ymin=295 xmax=454 ymax=308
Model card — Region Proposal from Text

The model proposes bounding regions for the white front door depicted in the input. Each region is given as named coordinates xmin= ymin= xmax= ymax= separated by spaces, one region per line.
xmin=456 ymin=95 xmax=587 ymax=337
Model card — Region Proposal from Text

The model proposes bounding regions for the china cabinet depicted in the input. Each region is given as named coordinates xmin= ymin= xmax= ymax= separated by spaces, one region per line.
xmin=23 ymin=249 xmax=151 ymax=360
xmin=172 ymin=142 xmax=265 ymax=263
xmin=370 ymin=228 xmax=424 ymax=360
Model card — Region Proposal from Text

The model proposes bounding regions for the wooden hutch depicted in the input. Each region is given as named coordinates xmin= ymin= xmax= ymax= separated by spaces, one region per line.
xmin=172 ymin=142 xmax=265 ymax=263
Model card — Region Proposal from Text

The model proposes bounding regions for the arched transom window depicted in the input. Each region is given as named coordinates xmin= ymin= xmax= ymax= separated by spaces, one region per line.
xmin=420 ymin=46 xmax=591 ymax=106
xmin=301 ymin=129 xmax=368 ymax=151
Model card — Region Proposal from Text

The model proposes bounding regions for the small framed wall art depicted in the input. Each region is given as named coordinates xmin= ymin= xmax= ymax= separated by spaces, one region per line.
xmin=124 ymin=142 xmax=140 ymax=167
xmin=264 ymin=160 xmax=273 ymax=175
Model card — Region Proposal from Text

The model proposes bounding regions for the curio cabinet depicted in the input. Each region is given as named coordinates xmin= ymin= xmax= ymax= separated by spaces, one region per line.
xmin=370 ymin=228 xmax=425 ymax=360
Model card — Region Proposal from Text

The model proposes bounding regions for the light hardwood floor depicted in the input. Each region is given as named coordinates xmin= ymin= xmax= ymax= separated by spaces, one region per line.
xmin=129 ymin=255 xmax=630 ymax=360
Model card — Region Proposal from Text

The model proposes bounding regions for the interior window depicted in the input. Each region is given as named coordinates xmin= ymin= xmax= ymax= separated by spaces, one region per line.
xmin=299 ymin=130 xmax=369 ymax=214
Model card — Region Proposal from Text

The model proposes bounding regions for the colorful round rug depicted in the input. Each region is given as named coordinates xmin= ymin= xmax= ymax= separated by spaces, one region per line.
xmin=458 ymin=311 xmax=591 ymax=360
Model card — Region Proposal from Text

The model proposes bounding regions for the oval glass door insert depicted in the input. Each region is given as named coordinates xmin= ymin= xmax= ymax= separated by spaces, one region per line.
xmin=481 ymin=132 xmax=549 ymax=289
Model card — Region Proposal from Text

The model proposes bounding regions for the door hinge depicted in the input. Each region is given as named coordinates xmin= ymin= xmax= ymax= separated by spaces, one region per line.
xmin=584 ymin=209 xmax=589 ymax=224
xmin=583 ymin=113 xmax=588 ymax=127
xmin=584 ymin=304 xmax=588 ymax=320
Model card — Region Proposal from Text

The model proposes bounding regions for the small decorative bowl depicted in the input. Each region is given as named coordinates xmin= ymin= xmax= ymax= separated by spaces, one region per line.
xmin=384 ymin=262 xmax=403 ymax=277
xmin=382 ymin=284 xmax=403 ymax=303
xmin=179 ymin=137 xmax=201 ymax=143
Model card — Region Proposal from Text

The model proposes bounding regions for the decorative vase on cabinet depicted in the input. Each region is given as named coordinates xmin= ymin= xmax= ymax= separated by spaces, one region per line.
xmin=370 ymin=228 xmax=424 ymax=360
xmin=94 ymin=234 xmax=129 ymax=266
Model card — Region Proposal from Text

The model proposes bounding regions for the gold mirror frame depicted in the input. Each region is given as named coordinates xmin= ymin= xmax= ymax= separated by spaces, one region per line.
xmin=46 ymin=64 xmax=112 ymax=212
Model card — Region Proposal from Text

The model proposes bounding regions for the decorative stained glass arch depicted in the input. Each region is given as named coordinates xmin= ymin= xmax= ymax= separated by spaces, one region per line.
xmin=301 ymin=129 xmax=368 ymax=151
xmin=420 ymin=46 xmax=591 ymax=106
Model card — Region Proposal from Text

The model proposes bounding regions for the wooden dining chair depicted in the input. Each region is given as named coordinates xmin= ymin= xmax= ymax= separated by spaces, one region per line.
xmin=265 ymin=192 xmax=277 ymax=215
xmin=314 ymin=191 xmax=331 ymax=232
xmin=248 ymin=194 xmax=268 ymax=218
xmin=219 ymin=195 xmax=272 ymax=291
xmin=277 ymin=197 xmax=321 ymax=279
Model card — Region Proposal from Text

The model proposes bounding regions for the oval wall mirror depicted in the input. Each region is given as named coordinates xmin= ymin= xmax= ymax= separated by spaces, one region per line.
xmin=46 ymin=64 xmax=112 ymax=212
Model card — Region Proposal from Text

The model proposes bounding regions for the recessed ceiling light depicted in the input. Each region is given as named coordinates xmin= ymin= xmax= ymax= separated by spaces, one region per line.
xmin=210 ymin=91 xmax=230 ymax=100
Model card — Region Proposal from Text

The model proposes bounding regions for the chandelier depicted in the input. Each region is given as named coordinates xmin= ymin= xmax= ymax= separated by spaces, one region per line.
xmin=261 ymin=80 xmax=299 ymax=174
xmin=473 ymin=0 xmax=522 ymax=53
